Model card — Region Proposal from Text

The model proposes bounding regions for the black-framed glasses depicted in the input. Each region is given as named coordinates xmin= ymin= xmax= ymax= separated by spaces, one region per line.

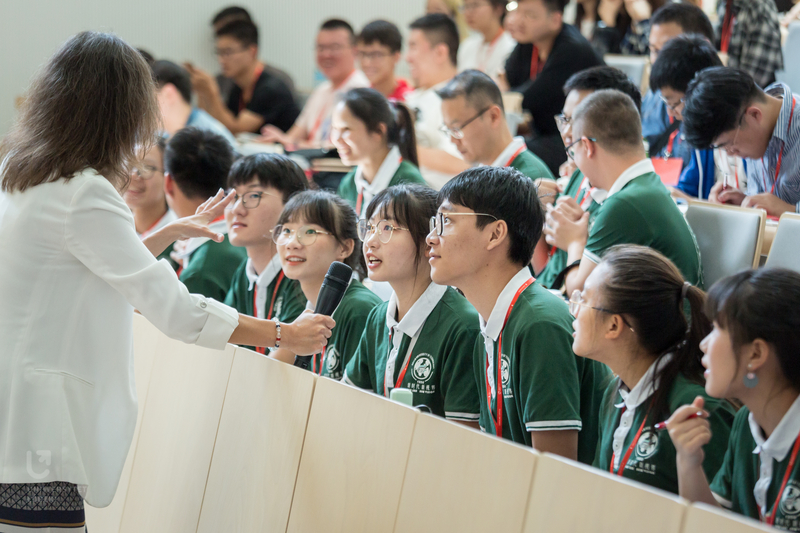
xmin=225 ymin=191 xmax=280 ymax=210
xmin=569 ymin=290 xmax=635 ymax=331
xmin=554 ymin=113 xmax=572 ymax=132
xmin=358 ymin=218 xmax=409 ymax=243
xmin=440 ymin=107 xmax=491 ymax=139
xmin=214 ymin=47 xmax=249 ymax=58
xmin=429 ymin=211 xmax=498 ymax=237
xmin=132 ymin=164 xmax=163 ymax=180
xmin=272 ymin=225 xmax=332 ymax=246
xmin=565 ymin=136 xmax=597 ymax=160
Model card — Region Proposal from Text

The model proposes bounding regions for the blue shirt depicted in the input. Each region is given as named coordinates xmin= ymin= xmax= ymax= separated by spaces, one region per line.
xmin=641 ymin=90 xmax=692 ymax=167
xmin=746 ymin=83 xmax=800 ymax=212
xmin=186 ymin=108 xmax=238 ymax=150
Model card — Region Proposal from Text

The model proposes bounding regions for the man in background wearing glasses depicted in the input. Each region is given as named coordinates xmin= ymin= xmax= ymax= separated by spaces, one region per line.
xmin=546 ymin=89 xmax=703 ymax=297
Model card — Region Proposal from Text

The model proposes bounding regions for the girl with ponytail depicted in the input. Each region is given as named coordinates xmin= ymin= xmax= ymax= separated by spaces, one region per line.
xmin=569 ymin=244 xmax=735 ymax=495
xmin=332 ymin=87 xmax=427 ymax=217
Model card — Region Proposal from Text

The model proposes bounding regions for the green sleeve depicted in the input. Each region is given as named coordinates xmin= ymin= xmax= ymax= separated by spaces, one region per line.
xmin=584 ymin=198 xmax=649 ymax=264
xmin=517 ymin=319 xmax=582 ymax=431
xmin=393 ymin=161 xmax=427 ymax=186
xmin=440 ymin=324 xmax=481 ymax=421
xmin=180 ymin=271 xmax=227 ymax=303
xmin=277 ymin=281 xmax=308 ymax=324
xmin=331 ymin=297 xmax=381 ymax=375
xmin=224 ymin=285 xmax=236 ymax=308
xmin=343 ymin=308 xmax=381 ymax=391
xmin=700 ymin=397 xmax=736 ymax=484
xmin=336 ymin=170 xmax=358 ymax=209
xmin=709 ymin=408 xmax=745 ymax=508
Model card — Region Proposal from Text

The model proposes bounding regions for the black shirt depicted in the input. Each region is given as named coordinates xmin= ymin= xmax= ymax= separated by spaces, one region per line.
xmin=226 ymin=69 xmax=300 ymax=133
xmin=505 ymin=24 xmax=604 ymax=137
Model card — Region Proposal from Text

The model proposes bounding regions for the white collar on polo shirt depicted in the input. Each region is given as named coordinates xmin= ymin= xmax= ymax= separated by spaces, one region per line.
xmin=354 ymin=145 xmax=402 ymax=202
xmin=606 ymin=159 xmax=656 ymax=199
xmin=480 ymin=267 xmax=533 ymax=342
xmin=614 ymin=353 xmax=674 ymax=410
xmin=245 ymin=253 xmax=282 ymax=292
xmin=490 ymin=136 xmax=528 ymax=168
xmin=385 ymin=282 xmax=448 ymax=338
xmin=174 ymin=219 xmax=229 ymax=260
xmin=749 ymin=393 xmax=800 ymax=515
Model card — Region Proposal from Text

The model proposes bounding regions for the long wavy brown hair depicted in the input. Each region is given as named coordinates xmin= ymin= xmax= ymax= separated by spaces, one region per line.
xmin=0 ymin=31 xmax=160 ymax=193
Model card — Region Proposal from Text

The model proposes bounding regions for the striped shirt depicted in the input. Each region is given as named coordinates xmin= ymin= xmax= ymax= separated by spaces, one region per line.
xmin=746 ymin=83 xmax=800 ymax=213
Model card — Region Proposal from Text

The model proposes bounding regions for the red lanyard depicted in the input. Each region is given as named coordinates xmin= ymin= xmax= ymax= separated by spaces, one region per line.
xmin=312 ymin=348 xmax=326 ymax=376
xmin=529 ymin=45 xmax=543 ymax=80
xmin=239 ymin=65 xmax=264 ymax=113
xmin=504 ymin=145 xmax=527 ymax=168
xmin=762 ymin=431 xmax=800 ymax=525
xmin=382 ymin=329 xmax=414 ymax=396
xmin=761 ymin=97 xmax=796 ymax=195
xmin=609 ymin=407 xmax=649 ymax=476
xmin=720 ymin=0 xmax=735 ymax=54
xmin=575 ymin=175 xmax=595 ymax=210
xmin=665 ymin=117 xmax=679 ymax=158
xmin=486 ymin=278 xmax=534 ymax=437
xmin=254 ymin=271 xmax=285 ymax=355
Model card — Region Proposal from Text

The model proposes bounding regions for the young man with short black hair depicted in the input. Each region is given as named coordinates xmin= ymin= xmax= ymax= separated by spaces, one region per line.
xmin=649 ymin=35 xmax=742 ymax=201
xmin=224 ymin=154 xmax=309 ymax=352
xmin=548 ymin=89 xmax=703 ymax=295
xmin=426 ymin=166 xmax=609 ymax=463
xmin=152 ymin=60 xmax=237 ymax=147
xmin=457 ymin=0 xmax=516 ymax=84
xmin=682 ymin=67 xmax=800 ymax=216
xmin=357 ymin=20 xmax=412 ymax=101
xmin=261 ymin=19 xmax=369 ymax=149
xmin=641 ymin=3 xmax=715 ymax=168
xmin=503 ymin=0 xmax=603 ymax=176
xmin=538 ymin=66 xmax=641 ymax=290
xmin=164 ymin=127 xmax=247 ymax=301
xmin=406 ymin=13 xmax=468 ymax=189
xmin=188 ymin=20 xmax=299 ymax=135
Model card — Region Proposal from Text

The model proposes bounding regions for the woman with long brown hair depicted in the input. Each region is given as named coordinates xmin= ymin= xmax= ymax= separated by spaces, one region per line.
xmin=0 ymin=32 xmax=333 ymax=531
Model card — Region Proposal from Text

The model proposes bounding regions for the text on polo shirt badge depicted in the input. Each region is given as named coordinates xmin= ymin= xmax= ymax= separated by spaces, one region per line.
xmin=501 ymin=354 xmax=512 ymax=398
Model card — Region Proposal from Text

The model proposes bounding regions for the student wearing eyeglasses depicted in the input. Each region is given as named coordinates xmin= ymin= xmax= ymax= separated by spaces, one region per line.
xmin=344 ymin=184 xmax=481 ymax=423
xmin=356 ymin=20 xmax=413 ymax=102
xmin=224 ymin=154 xmax=309 ymax=352
xmin=269 ymin=191 xmax=381 ymax=377
xmin=332 ymin=88 xmax=426 ymax=219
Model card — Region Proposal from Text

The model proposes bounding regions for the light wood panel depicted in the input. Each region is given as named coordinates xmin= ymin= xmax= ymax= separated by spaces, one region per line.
xmin=286 ymin=379 xmax=417 ymax=533
xmin=118 ymin=334 xmax=235 ymax=533
xmin=196 ymin=347 xmax=317 ymax=533
xmin=682 ymin=503 xmax=774 ymax=533
xmin=85 ymin=314 xmax=160 ymax=533
xmin=523 ymin=453 xmax=686 ymax=533
xmin=394 ymin=413 xmax=537 ymax=533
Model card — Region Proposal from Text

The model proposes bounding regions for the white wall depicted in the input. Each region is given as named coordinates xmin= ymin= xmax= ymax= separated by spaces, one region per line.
xmin=0 ymin=0 xmax=425 ymax=135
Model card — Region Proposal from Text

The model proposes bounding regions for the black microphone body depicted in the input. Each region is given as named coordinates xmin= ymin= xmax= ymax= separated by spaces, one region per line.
xmin=294 ymin=261 xmax=352 ymax=370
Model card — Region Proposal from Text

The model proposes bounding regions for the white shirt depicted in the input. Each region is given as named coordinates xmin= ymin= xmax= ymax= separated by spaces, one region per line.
xmin=748 ymin=394 xmax=800 ymax=516
xmin=295 ymin=70 xmax=370 ymax=145
xmin=406 ymin=82 xmax=464 ymax=189
xmin=353 ymin=145 xmax=403 ymax=217
xmin=245 ymin=254 xmax=282 ymax=319
xmin=135 ymin=209 xmax=177 ymax=239
xmin=610 ymin=353 xmax=673 ymax=470
xmin=457 ymin=31 xmax=517 ymax=84
xmin=0 ymin=169 xmax=239 ymax=506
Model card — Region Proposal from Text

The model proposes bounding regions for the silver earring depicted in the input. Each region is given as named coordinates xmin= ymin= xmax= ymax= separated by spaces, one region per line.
xmin=744 ymin=366 xmax=759 ymax=388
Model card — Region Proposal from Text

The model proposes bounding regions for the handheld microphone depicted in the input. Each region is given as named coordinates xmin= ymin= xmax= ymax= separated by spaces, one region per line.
xmin=294 ymin=261 xmax=352 ymax=370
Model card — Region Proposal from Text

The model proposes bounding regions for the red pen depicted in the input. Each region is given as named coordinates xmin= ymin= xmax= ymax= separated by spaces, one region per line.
xmin=654 ymin=411 xmax=705 ymax=431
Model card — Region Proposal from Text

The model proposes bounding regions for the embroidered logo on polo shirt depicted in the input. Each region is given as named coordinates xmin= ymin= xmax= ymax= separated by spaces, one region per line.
xmin=501 ymin=355 xmax=513 ymax=398
xmin=326 ymin=346 xmax=339 ymax=374
xmin=635 ymin=428 xmax=659 ymax=460
xmin=274 ymin=296 xmax=284 ymax=319
xmin=411 ymin=353 xmax=434 ymax=383
xmin=780 ymin=482 xmax=800 ymax=518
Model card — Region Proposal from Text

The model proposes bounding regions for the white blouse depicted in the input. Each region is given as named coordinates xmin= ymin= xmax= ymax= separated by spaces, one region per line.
xmin=0 ymin=169 xmax=239 ymax=507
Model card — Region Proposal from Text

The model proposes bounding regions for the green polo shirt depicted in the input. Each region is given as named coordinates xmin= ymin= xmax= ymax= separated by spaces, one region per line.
xmin=179 ymin=236 xmax=247 ymax=302
xmin=710 ymin=407 xmax=800 ymax=529
xmin=343 ymin=286 xmax=481 ymax=421
xmin=475 ymin=281 xmax=611 ymax=464
xmin=537 ymin=169 xmax=602 ymax=290
xmin=337 ymin=160 xmax=426 ymax=212
xmin=584 ymin=170 xmax=704 ymax=288
xmin=509 ymin=149 xmax=555 ymax=181
xmin=310 ymin=279 xmax=382 ymax=380
xmin=593 ymin=374 xmax=735 ymax=495
xmin=157 ymin=245 xmax=179 ymax=272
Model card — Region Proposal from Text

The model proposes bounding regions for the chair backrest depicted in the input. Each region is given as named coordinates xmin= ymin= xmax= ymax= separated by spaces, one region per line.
xmin=682 ymin=503 xmax=774 ymax=533
xmin=604 ymin=54 xmax=650 ymax=92
xmin=765 ymin=212 xmax=800 ymax=273
xmin=523 ymin=453 xmax=686 ymax=533
xmin=196 ymin=347 xmax=317 ymax=533
xmin=394 ymin=413 xmax=537 ymax=533
xmin=685 ymin=201 xmax=765 ymax=287
xmin=286 ymin=378 xmax=417 ymax=533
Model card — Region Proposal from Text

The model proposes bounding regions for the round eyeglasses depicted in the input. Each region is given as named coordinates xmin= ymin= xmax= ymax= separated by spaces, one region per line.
xmin=358 ymin=218 xmax=409 ymax=244
xmin=225 ymin=191 xmax=280 ymax=210
xmin=132 ymin=164 xmax=163 ymax=180
xmin=429 ymin=211 xmax=498 ymax=236
xmin=272 ymin=225 xmax=332 ymax=246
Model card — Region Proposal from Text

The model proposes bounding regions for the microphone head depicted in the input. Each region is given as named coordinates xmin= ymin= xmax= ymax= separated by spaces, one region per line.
xmin=325 ymin=261 xmax=352 ymax=284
